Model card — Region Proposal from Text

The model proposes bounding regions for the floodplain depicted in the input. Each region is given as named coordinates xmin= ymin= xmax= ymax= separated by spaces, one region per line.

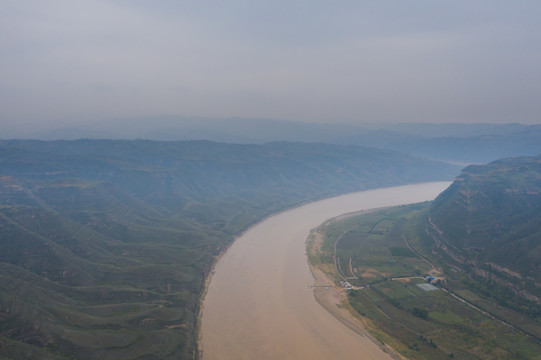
xmin=310 ymin=203 xmax=541 ymax=359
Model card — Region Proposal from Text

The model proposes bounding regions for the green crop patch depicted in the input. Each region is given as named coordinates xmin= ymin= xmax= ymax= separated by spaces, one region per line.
xmin=429 ymin=310 xmax=463 ymax=324
xmin=390 ymin=247 xmax=416 ymax=257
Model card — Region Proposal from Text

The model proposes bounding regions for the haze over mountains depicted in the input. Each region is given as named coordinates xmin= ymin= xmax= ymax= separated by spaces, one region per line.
xmin=3 ymin=1 xmax=541 ymax=358
xmin=1 ymin=125 xmax=540 ymax=359
xmin=1 ymin=118 xmax=541 ymax=358
xmin=4 ymin=118 xmax=541 ymax=164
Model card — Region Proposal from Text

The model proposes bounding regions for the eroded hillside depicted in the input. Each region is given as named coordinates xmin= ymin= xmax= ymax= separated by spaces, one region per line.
xmin=427 ymin=155 xmax=541 ymax=316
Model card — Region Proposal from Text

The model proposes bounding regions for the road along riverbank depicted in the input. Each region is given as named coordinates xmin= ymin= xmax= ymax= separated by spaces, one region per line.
xmin=200 ymin=182 xmax=451 ymax=360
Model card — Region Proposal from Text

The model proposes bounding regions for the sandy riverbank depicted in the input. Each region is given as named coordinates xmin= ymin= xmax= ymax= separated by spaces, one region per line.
xmin=306 ymin=220 xmax=404 ymax=360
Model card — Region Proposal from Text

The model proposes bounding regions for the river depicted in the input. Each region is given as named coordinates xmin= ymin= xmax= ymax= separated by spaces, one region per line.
xmin=200 ymin=182 xmax=451 ymax=360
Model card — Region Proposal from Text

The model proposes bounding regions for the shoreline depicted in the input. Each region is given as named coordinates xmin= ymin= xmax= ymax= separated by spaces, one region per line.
xmin=306 ymin=212 xmax=405 ymax=360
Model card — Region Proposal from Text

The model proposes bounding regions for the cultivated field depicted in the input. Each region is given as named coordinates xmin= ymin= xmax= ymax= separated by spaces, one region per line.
xmin=310 ymin=203 xmax=541 ymax=359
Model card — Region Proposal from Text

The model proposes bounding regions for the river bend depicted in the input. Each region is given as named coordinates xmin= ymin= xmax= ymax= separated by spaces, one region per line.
xmin=200 ymin=182 xmax=451 ymax=360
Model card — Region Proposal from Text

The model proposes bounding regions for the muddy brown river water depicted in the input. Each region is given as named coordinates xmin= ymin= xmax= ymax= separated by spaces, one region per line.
xmin=200 ymin=182 xmax=451 ymax=360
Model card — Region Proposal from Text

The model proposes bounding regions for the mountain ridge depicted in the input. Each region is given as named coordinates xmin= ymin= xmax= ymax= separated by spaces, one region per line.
xmin=4 ymin=118 xmax=541 ymax=164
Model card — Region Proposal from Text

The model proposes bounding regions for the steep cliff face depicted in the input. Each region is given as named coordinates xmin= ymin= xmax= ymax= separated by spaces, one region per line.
xmin=427 ymin=155 xmax=541 ymax=308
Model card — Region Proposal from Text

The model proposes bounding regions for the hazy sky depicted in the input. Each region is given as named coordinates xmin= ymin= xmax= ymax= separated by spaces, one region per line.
xmin=2 ymin=1 xmax=541 ymax=128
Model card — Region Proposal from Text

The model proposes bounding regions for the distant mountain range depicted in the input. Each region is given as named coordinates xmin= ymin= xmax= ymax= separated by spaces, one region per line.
xmin=3 ymin=117 xmax=541 ymax=164
xmin=0 ymin=139 xmax=458 ymax=359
